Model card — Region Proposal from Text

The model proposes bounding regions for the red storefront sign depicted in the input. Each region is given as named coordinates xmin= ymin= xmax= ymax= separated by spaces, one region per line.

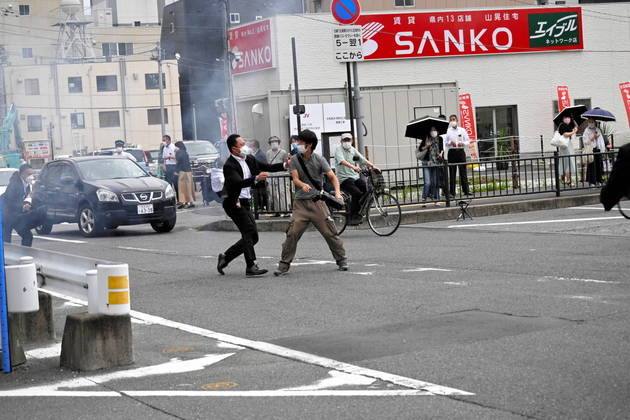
xmin=355 ymin=7 xmax=583 ymax=61
xmin=458 ymin=94 xmax=477 ymax=140
xmin=219 ymin=113 xmax=229 ymax=139
xmin=557 ymin=85 xmax=571 ymax=112
xmin=620 ymin=82 xmax=630 ymax=128
xmin=228 ymin=20 xmax=273 ymax=75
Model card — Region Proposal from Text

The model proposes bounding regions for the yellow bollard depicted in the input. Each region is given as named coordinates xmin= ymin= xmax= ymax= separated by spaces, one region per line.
xmin=96 ymin=264 xmax=130 ymax=315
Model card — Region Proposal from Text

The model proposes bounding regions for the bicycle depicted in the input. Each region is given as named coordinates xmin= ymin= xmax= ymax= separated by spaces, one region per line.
xmin=329 ymin=168 xmax=402 ymax=237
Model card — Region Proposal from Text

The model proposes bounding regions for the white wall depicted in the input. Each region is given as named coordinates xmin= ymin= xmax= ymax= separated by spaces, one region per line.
xmin=235 ymin=3 xmax=630 ymax=157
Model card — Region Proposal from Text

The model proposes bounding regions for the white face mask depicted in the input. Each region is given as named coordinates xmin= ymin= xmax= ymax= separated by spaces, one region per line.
xmin=588 ymin=123 xmax=595 ymax=128
xmin=430 ymin=131 xmax=438 ymax=138
xmin=563 ymin=118 xmax=571 ymax=125
xmin=116 ymin=147 xmax=123 ymax=153
xmin=296 ymin=144 xmax=306 ymax=154
xmin=450 ymin=121 xmax=457 ymax=128
xmin=270 ymin=142 xmax=279 ymax=151
xmin=239 ymin=145 xmax=253 ymax=156
xmin=341 ymin=141 xmax=352 ymax=150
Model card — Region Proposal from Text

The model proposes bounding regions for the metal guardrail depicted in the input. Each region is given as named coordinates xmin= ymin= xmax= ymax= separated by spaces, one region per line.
xmin=4 ymin=244 xmax=113 ymax=300
xmin=251 ymin=150 xmax=617 ymax=217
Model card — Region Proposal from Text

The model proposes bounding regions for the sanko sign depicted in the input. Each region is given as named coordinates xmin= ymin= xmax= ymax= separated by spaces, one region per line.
xmin=228 ymin=19 xmax=273 ymax=75
xmin=355 ymin=7 xmax=583 ymax=60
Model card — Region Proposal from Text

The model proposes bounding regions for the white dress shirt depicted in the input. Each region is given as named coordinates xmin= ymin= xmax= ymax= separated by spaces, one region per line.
xmin=162 ymin=143 xmax=176 ymax=165
xmin=233 ymin=154 xmax=252 ymax=199
xmin=443 ymin=126 xmax=470 ymax=152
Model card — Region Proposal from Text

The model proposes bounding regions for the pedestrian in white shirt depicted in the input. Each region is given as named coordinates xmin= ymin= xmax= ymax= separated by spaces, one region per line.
xmin=161 ymin=134 xmax=177 ymax=188
xmin=443 ymin=115 xmax=471 ymax=196
xmin=113 ymin=140 xmax=136 ymax=161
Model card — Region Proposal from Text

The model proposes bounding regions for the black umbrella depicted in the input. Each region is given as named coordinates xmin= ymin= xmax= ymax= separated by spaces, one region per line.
xmin=581 ymin=107 xmax=616 ymax=122
xmin=405 ymin=116 xmax=449 ymax=140
xmin=553 ymin=104 xmax=588 ymax=127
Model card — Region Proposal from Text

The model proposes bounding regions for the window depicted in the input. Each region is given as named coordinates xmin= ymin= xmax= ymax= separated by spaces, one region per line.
xmin=147 ymin=109 xmax=168 ymax=125
xmin=255 ymin=16 xmax=263 ymax=20
xmin=68 ymin=76 xmax=82 ymax=93
xmin=102 ymin=42 xmax=117 ymax=57
xmin=19 ymin=5 xmax=30 ymax=15
xmin=229 ymin=13 xmax=240 ymax=24
xmin=144 ymin=73 xmax=166 ymax=90
xmin=98 ymin=111 xmax=120 ymax=128
xmin=134 ymin=21 xmax=141 ymax=27
xmin=96 ymin=75 xmax=117 ymax=92
xmin=71 ymin=112 xmax=85 ymax=129
xmin=27 ymin=115 xmax=42 ymax=132
xmin=22 ymin=48 xmax=32 ymax=58
xmin=394 ymin=0 xmax=415 ymax=6
xmin=475 ymin=105 xmax=519 ymax=158
xmin=169 ymin=22 xmax=175 ymax=33
xmin=117 ymin=42 xmax=133 ymax=56
xmin=25 ymin=78 xmax=39 ymax=95
xmin=552 ymin=98 xmax=591 ymax=117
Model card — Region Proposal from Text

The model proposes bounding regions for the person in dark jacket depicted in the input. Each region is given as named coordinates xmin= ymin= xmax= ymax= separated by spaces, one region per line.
xmin=248 ymin=139 xmax=269 ymax=212
xmin=216 ymin=134 xmax=286 ymax=277
xmin=601 ymin=143 xmax=630 ymax=211
xmin=174 ymin=141 xmax=195 ymax=209
xmin=2 ymin=164 xmax=45 ymax=247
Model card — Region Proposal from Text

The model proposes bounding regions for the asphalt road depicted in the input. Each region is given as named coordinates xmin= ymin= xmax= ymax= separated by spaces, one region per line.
xmin=1 ymin=202 xmax=629 ymax=419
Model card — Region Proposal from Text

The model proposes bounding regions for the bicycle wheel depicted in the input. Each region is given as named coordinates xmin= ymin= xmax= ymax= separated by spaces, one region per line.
xmin=328 ymin=194 xmax=349 ymax=235
xmin=367 ymin=192 xmax=401 ymax=236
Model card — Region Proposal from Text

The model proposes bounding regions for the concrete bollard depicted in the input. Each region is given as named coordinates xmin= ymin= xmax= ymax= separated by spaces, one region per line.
xmin=97 ymin=264 xmax=130 ymax=315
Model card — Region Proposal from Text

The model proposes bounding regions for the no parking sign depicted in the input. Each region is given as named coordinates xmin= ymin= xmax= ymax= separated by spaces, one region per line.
xmin=331 ymin=0 xmax=361 ymax=25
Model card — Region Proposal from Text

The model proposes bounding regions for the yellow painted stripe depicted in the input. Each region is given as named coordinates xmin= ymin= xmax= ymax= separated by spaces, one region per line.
xmin=108 ymin=276 xmax=129 ymax=290
xmin=108 ymin=291 xmax=129 ymax=305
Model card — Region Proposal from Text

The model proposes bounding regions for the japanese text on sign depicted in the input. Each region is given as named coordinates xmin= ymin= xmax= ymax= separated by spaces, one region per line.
xmin=333 ymin=26 xmax=364 ymax=62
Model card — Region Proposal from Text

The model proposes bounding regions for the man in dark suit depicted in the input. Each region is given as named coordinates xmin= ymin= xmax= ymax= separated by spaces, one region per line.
xmin=217 ymin=134 xmax=286 ymax=276
xmin=2 ymin=164 xmax=45 ymax=247
xmin=601 ymin=143 xmax=630 ymax=211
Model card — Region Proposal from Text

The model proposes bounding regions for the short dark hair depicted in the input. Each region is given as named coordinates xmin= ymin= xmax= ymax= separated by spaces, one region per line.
xmin=19 ymin=163 xmax=32 ymax=174
xmin=298 ymin=129 xmax=318 ymax=151
xmin=174 ymin=141 xmax=185 ymax=150
xmin=227 ymin=134 xmax=241 ymax=150
xmin=449 ymin=114 xmax=458 ymax=121
xmin=268 ymin=136 xmax=280 ymax=144
xmin=163 ymin=134 xmax=171 ymax=141
xmin=249 ymin=139 xmax=260 ymax=148
xmin=290 ymin=135 xmax=300 ymax=142
xmin=115 ymin=139 xmax=125 ymax=147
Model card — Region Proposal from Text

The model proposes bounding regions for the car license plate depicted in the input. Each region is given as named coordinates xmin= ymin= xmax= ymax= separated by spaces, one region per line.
xmin=137 ymin=204 xmax=154 ymax=215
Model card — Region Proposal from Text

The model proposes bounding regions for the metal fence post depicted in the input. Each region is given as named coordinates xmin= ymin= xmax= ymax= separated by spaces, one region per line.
xmin=0 ymin=198 xmax=11 ymax=373
xmin=540 ymin=135 xmax=544 ymax=157
xmin=443 ymin=159 xmax=451 ymax=207
xmin=553 ymin=151 xmax=561 ymax=197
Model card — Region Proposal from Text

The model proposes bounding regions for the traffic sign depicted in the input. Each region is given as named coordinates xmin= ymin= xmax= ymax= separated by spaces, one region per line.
xmin=333 ymin=26 xmax=363 ymax=62
xmin=331 ymin=0 xmax=361 ymax=25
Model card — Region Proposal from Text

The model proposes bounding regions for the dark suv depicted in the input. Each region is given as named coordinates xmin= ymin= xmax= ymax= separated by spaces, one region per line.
xmin=33 ymin=157 xmax=177 ymax=237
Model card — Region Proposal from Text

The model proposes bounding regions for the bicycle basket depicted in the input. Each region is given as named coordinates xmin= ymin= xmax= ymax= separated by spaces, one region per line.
xmin=369 ymin=170 xmax=386 ymax=191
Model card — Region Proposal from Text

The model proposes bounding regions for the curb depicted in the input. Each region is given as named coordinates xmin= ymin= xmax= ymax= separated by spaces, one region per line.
xmin=197 ymin=193 xmax=601 ymax=232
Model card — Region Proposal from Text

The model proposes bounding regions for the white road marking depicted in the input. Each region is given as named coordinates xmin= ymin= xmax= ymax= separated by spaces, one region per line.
xmin=401 ymin=268 xmax=453 ymax=273
xmin=351 ymin=272 xmax=373 ymax=276
xmin=25 ymin=343 xmax=61 ymax=359
xmin=216 ymin=341 xmax=245 ymax=350
xmin=40 ymin=288 xmax=473 ymax=396
xmin=0 ymin=390 xmax=433 ymax=398
xmin=117 ymin=246 xmax=178 ymax=254
xmin=279 ymin=370 xmax=375 ymax=391
xmin=448 ymin=216 xmax=624 ymax=229
xmin=569 ymin=206 xmax=630 ymax=211
xmin=5 ymin=354 xmax=235 ymax=396
xmin=564 ymin=295 xmax=594 ymax=300
xmin=443 ymin=282 xmax=468 ymax=286
xmin=291 ymin=260 xmax=336 ymax=266
xmin=364 ymin=264 xmax=383 ymax=267
xmin=13 ymin=233 xmax=86 ymax=244
xmin=538 ymin=276 xmax=619 ymax=284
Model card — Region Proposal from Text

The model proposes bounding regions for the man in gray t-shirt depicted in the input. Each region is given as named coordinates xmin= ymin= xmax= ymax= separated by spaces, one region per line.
xmin=274 ymin=130 xmax=347 ymax=276
xmin=289 ymin=150 xmax=330 ymax=200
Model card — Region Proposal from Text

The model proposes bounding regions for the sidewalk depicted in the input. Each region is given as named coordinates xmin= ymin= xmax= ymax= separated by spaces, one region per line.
xmin=198 ymin=190 xmax=602 ymax=232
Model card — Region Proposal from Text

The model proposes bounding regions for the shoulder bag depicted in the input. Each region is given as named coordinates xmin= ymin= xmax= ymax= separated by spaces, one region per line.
xmin=296 ymin=155 xmax=345 ymax=210
xmin=550 ymin=131 xmax=569 ymax=149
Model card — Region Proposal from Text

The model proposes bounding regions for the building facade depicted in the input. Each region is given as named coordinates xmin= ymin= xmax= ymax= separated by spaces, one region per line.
xmin=3 ymin=59 xmax=182 ymax=156
xmin=232 ymin=3 xmax=630 ymax=168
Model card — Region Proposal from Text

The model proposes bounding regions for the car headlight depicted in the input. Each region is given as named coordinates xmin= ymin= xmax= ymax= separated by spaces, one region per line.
xmin=165 ymin=184 xmax=175 ymax=200
xmin=96 ymin=188 xmax=118 ymax=202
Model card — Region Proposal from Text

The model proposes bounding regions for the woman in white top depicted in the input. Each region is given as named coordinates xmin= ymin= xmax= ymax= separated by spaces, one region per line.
xmin=582 ymin=118 xmax=606 ymax=185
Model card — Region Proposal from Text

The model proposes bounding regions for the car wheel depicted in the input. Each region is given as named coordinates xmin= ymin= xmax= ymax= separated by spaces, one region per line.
xmin=35 ymin=221 xmax=53 ymax=235
xmin=78 ymin=204 xmax=104 ymax=237
xmin=150 ymin=216 xmax=176 ymax=233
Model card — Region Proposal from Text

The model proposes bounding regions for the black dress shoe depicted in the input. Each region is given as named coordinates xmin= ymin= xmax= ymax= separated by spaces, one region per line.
xmin=246 ymin=264 xmax=268 ymax=277
xmin=217 ymin=253 xmax=228 ymax=275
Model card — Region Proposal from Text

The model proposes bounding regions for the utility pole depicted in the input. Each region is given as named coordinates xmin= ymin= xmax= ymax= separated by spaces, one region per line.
xmin=156 ymin=42 xmax=166 ymax=139
xmin=291 ymin=37 xmax=302 ymax=133
xmin=352 ymin=62 xmax=364 ymax=153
